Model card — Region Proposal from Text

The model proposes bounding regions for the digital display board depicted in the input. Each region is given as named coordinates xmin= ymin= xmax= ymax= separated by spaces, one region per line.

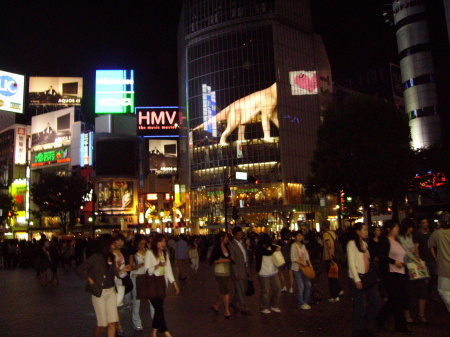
xmin=0 ymin=69 xmax=25 ymax=113
xmin=29 ymin=77 xmax=83 ymax=106
xmin=289 ymin=71 xmax=318 ymax=95
xmin=95 ymin=70 xmax=135 ymax=114
xmin=136 ymin=106 xmax=183 ymax=137
xmin=149 ymin=139 xmax=177 ymax=177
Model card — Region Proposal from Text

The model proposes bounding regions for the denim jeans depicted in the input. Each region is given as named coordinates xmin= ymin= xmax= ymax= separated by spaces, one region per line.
xmin=349 ymin=278 xmax=381 ymax=336
xmin=324 ymin=260 xmax=342 ymax=298
xmin=293 ymin=269 xmax=311 ymax=306
xmin=131 ymin=276 xmax=154 ymax=329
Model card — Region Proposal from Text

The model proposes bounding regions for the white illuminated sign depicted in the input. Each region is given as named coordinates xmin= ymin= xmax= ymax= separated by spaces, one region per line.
xmin=0 ymin=70 xmax=25 ymax=113
xmin=14 ymin=126 xmax=27 ymax=164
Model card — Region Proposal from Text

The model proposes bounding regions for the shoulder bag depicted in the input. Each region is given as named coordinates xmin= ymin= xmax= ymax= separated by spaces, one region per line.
xmin=295 ymin=243 xmax=316 ymax=280
xmin=358 ymin=268 xmax=380 ymax=289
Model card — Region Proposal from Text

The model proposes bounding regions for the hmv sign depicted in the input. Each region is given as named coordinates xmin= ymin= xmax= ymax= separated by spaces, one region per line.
xmin=136 ymin=106 xmax=182 ymax=137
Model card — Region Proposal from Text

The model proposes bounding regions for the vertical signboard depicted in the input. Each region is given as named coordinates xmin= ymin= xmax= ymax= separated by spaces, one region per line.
xmin=80 ymin=132 xmax=93 ymax=167
xmin=0 ymin=70 xmax=25 ymax=113
xmin=202 ymin=84 xmax=217 ymax=136
xmin=15 ymin=126 xmax=27 ymax=164
xmin=95 ymin=70 xmax=135 ymax=114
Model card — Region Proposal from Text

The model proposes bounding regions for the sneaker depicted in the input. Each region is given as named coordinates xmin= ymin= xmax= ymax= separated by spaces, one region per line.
xmin=281 ymin=286 xmax=287 ymax=292
xmin=261 ymin=309 xmax=271 ymax=314
xmin=300 ymin=304 xmax=311 ymax=310
xmin=134 ymin=326 xmax=143 ymax=331
xmin=270 ymin=307 xmax=281 ymax=313
xmin=289 ymin=288 xmax=294 ymax=293
xmin=328 ymin=297 xmax=339 ymax=302
xmin=338 ymin=290 xmax=345 ymax=297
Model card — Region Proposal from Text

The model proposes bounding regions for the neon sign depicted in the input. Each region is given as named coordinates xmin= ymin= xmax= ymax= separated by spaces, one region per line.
xmin=136 ymin=106 xmax=181 ymax=137
xmin=32 ymin=147 xmax=70 ymax=167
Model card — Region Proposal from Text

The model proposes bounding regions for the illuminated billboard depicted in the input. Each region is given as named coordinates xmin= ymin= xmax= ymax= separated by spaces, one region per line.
xmin=289 ymin=71 xmax=318 ymax=95
xmin=0 ymin=70 xmax=25 ymax=113
xmin=136 ymin=106 xmax=182 ymax=137
xmin=80 ymin=132 xmax=93 ymax=167
xmin=29 ymin=77 xmax=83 ymax=106
xmin=14 ymin=126 xmax=27 ymax=165
xmin=149 ymin=139 xmax=177 ymax=177
xmin=31 ymin=107 xmax=74 ymax=148
xmin=31 ymin=147 xmax=70 ymax=168
xmin=95 ymin=70 xmax=135 ymax=114
xmin=97 ymin=180 xmax=135 ymax=212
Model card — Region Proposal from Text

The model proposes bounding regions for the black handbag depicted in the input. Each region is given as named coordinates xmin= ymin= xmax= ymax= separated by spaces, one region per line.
xmin=358 ymin=269 xmax=380 ymax=289
xmin=245 ymin=280 xmax=255 ymax=296
xmin=136 ymin=274 xmax=166 ymax=300
xmin=121 ymin=274 xmax=133 ymax=294
xmin=85 ymin=282 xmax=102 ymax=298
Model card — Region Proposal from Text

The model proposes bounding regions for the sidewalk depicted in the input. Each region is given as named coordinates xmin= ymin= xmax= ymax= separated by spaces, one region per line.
xmin=0 ymin=262 xmax=448 ymax=337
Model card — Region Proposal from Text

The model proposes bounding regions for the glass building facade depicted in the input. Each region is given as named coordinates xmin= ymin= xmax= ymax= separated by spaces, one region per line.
xmin=178 ymin=0 xmax=332 ymax=231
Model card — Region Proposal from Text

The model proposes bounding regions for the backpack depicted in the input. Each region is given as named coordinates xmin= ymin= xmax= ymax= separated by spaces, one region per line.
xmin=332 ymin=235 xmax=347 ymax=267
xmin=326 ymin=231 xmax=347 ymax=267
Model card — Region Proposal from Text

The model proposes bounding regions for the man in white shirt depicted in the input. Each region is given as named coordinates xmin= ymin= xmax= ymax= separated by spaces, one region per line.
xmin=428 ymin=218 xmax=450 ymax=312
xmin=229 ymin=227 xmax=253 ymax=315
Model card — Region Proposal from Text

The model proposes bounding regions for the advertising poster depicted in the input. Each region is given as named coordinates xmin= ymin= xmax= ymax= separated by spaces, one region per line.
xmin=31 ymin=107 xmax=74 ymax=147
xmin=95 ymin=70 xmax=134 ymax=114
xmin=149 ymin=139 xmax=177 ymax=177
xmin=0 ymin=69 xmax=25 ymax=113
xmin=29 ymin=77 xmax=83 ymax=106
xmin=97 ymin=180 xmax=135 ymax=212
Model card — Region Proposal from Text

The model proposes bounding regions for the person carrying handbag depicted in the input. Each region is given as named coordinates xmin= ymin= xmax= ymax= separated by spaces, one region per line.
xmin=144 ymin=234 xmax=180 ymax=337
xmin=76 ymin=234 xmax=120 ymax=337
xmin=347 ymin=223 xmax=381 ymax=337
xmin=290 ymin=230 xmax=313 ymax=310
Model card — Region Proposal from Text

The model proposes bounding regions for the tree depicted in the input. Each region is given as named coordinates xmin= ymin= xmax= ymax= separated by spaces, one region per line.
xmin=30 ymin=173 xmax=90 ymax=234
xmin=310 ymin=95 xmax=415 ymax=224
xmin=0 ymin=194 xmax=17 ymax=224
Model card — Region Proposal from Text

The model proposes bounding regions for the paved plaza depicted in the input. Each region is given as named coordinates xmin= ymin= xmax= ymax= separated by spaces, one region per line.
xmin=1 ymin=262 xmax=449 ymax=337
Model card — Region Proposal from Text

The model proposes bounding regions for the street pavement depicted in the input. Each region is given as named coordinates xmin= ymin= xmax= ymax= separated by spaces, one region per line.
xmin=1 ymin=261 xmax=449 ymax=337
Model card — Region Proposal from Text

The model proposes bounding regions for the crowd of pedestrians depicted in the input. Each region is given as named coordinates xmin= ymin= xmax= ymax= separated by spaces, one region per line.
xmin=1 ymin=214 xmax=449 ymax=337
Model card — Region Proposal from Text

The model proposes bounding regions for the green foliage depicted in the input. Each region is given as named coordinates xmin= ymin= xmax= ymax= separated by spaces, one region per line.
xmin=0 ymin=194 xmax=17 ymax=222
xmin=30 ymin=173 xmax=90 ymax=230
xmin=310 ymin=95 xmax=415 ymax=209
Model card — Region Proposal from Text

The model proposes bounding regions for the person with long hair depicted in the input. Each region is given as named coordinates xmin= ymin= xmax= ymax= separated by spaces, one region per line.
xmin=290 ymin=230 xmax=312 ymax=310
xmin=37 ymin=238 xmax=51 ymax=286
xmin=209 ymin=231 xmax=234 ymax=319
xmin=144 ymin=234 xmax=180 ymax=337
xmin=377 ymin=220 xmax=412 ymax=334
xmin=399 ymin=219 xmax=428 ymax=324
xmin=77 ymin=234 xmax=118 ymax=337
xmin=129 ymin=234 xmax=154 ymax=331
xmin=255 ymin=233 xmax=282 ymax=314
xmin=347 ymin=223 xmax=381 ymax=337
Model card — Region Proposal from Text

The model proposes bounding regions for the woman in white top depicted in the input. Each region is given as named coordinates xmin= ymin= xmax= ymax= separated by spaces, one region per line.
xmin=347 ymin=223 xmax=381 ymax=337
xmin=290 ymin=230 xmax=312 ymax=310
xmin=255 ymin=234 xmax=282 ymax=314
xmin=129 ymin=235 xmax=154 ymax=331
xmin=144 ymin=234 xmax=180 ymax=337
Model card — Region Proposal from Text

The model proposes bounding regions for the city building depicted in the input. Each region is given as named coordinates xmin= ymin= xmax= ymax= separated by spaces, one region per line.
xmin=178 ymin=0 xmax=333 ymax=232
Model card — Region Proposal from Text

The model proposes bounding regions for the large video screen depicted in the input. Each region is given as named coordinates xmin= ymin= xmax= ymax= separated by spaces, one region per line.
xmin=148 ymin=139 xmax=177 ymax=177
xmin=29 ymin=77 xmax=83 ymax=106
xmin=30 ymin=107 xmax=74 ymax=147
xmin=95 ymin=138 xmax=137 ymax=177
xmin=0 ymin=70 xmax=25 ymax=113
xmin=95 ymin=70 xmax=135 ymax=114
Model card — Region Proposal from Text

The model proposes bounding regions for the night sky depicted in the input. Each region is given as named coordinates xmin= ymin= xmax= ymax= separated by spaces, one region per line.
xmin=1 ymin=0 xmax=398 ymax=122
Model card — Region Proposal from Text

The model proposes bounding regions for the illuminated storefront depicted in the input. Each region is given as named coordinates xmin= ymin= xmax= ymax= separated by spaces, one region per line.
xmin=179 ymin=1 xmax=332 ymax=232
